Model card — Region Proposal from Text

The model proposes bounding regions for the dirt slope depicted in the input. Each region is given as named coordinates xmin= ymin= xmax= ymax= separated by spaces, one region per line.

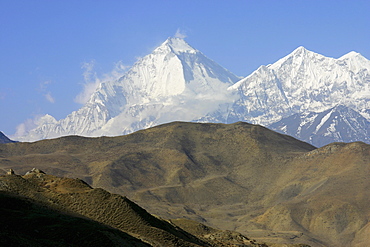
xmin=0 ymin=171 xmax=294 ymax=247
xmin=0 ymin=191 xmax=149 ymax=247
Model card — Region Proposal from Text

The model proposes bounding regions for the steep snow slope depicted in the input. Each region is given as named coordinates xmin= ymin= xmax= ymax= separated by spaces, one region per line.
xmin=269 ymin=105 xmax=370 ymax=147
xmin=17 ymin=38 xmax=239 ymax=141
xmin=227 ymin=46 xmax=370 ymax=126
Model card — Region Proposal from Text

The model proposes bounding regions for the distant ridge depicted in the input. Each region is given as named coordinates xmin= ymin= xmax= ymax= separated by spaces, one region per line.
xmin=0 ymin=131 xmax=15 ymax=144
xmin=269 ymin=105 xmax=370 ymax=147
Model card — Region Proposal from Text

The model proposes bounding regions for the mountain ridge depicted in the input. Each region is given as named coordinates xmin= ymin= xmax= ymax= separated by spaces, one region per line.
xmin=0 ymin=131 xmax=15 ymax=144
xmin=269 ymin=104 xmax=370 ymax=147
xmin=226 ymin=45 xmax=370 ymax=126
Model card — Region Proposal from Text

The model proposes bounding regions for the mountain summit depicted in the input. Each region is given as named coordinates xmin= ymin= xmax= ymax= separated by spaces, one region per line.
xmin=18 ymin=38 xmax=239 ymax=141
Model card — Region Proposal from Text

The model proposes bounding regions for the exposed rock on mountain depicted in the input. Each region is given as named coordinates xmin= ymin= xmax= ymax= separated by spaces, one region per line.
xmin=0 ymin=131 xmax=15 ymax=144
xmin=2 ymin=122 xmax=369 ymax=246
xmin=269 ymin=105 xmax=370 ymax=147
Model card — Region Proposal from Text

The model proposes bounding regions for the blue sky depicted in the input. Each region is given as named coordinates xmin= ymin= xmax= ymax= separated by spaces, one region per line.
xmin=1 ymin=0 xmax=369 ymax=136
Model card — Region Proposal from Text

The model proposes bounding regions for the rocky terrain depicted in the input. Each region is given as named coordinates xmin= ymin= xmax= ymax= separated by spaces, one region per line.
xmin=1 ymin=121 xmax=369 ymax=246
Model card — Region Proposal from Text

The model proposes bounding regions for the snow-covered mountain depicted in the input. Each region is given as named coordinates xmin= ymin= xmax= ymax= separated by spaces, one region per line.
xmin=15 ymin=38 xmax=370 ymax=146
xmin=269 ymin=105 xmax=370 ymax=147
xmin=226 ymin=46 xmax=370 ymax=126
xmin=17 ymin=37 xmax=239 ymax=141
xmin=222 ymin=46 xmax=370 ymax=146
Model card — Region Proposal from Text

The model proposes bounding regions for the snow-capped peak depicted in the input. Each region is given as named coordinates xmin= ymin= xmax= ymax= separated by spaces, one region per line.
xmin=338 ymin=51 xmax=370 ymax=74
xmin=268 ymin=46 xmax=328 ymax=71
xmin=291 ymin=46 xmax=308 ymax=54
xmin=161 ymin=37 xmax=198 ymax=55
xmin=284 ymin=46 xmax=313 ymax=58
xmin=38 ymin=114 xmax=57 ymax=124
xmin=339 ymin=51 xmax=362 ymax=60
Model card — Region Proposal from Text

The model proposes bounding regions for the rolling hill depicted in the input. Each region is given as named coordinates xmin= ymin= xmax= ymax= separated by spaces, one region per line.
xmin=1 ymin=122 xmax=369 ymax=246
xmin=0 ymin=169 xmax=304 ymax=247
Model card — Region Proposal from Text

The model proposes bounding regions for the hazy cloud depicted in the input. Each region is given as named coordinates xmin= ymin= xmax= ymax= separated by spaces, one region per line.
xmin=14 ymin=117 xmax=39 ymax=137
xmin=75 ymin=60 xmax=129 ymax=105
xmin=13 ymin=114 xmax=57 ymax=141
xmin=44 ymin=92 xmax=55 ymax=103
xmin=39 ymin=80 xmax=52 ymax=90
xmin=39 ymin=81 xmax=55 ymax=103
xmin=102 ymin=60 xmax=130 ymax=82
xmin=174 ymin=29 xmax=187 ymax=39
xmin=74 ymin=60 xmax=101 ymax=104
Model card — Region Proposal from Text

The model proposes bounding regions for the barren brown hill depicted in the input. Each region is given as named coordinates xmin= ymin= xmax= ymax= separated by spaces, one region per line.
xmin=0 ymin=191 xmax=149 ymax=247
xmin=0 ymin=172 xmax=210 ymax=246
xmin=0 ymin=121 xmax=369 ymax=246
xmin=0 ymin=171 xmax=289 ymax=247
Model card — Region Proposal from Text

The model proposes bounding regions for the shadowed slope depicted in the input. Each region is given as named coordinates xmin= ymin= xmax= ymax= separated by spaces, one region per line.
xmin=0 ymin=172 xmax=207 ymax=247
xmin=0 ymin=131 xmax=15 ymax=144
xmin=0 ymin=191 xmax=149 ymax=247
xmin=0 ymin=171 xmax=295 ymax=247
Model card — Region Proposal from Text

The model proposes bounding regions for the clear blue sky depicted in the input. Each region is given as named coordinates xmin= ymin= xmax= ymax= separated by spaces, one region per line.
xmin=1 ymin=0 xmax=369 ymax=136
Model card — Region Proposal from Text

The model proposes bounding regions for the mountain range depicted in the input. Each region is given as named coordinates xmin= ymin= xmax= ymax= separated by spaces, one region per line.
xmin=14 ymin=38 xmax=370 ymax=146
xmin=2 ymin=121 xmax=369 ymax=246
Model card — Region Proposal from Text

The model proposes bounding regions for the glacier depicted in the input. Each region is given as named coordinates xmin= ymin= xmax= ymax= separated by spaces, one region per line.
xmin=15 ymin=38 xmax=370 ymax=147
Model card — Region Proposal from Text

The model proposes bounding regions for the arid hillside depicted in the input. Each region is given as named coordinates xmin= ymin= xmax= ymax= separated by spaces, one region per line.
xmin=0 ymin=170 xmax=305 ymax=247
xmin=1 ymin=121 xmax=369 ymax=246
xmin=0 ymin=190 xmax=150 ymax=247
